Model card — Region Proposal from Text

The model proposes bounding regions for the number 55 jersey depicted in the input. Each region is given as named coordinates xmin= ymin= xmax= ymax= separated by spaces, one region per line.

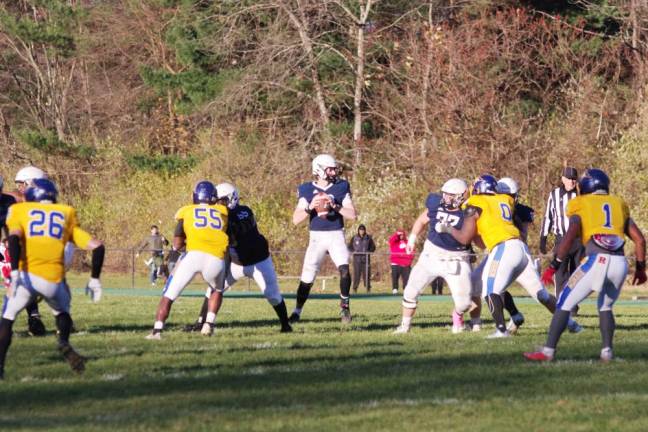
xmin=175 ymin=204 xmax=229 ymax=258
xmin=6 ymin=202 xmax=93 ymax=283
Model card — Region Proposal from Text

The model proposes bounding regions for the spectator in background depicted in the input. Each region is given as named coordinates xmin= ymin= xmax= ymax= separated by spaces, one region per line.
xmin=136 ymin=225 xmax=169 ymax=286
xmin=389 ymin=229 xmax=415 ymax=295
xmin=539 ymin=167 xmax=584 ymax=312
xmin=348 ymin=224 xmax=376 ymax=293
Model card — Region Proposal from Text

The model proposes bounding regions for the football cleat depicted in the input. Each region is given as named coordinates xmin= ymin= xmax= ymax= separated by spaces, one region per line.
xmin=392 ymin=289 xmax=398 ymax=295
xmin=340 ymin=308 xmax=352 ymax=324
xmin=523 ymin=351 xmax=554 ymax=362
xmin=281 ymin=323 xmax=293 ymax=333
xmin=182 ymin=321 xmax=203 ymax=333
xmin=468 ymin=319 xmax=482 ymax=332
xmin=567 ymin=320 xmax=583 ymax=334
xmin=600 ymin=347 xmax=613 ymax=363
xmin=486 ymin=329 xmax=511 ymax=339
xmin=451 ymin=325 xmax=465 ymax=334
xmin=288 ymin=312 xmax=301 ymax=324
xmin=59 ymin=343 xmax=86 ymax=374
xmin=393 ymin=325 xmax=410 ymax=334
xmin=145 ymin=331 xmax=162 ymax=340
xmin=28 ymin=316 xmax=46 ymax=337
xmin=200 ymin=322 xmax=214 ymax=336
xmin=507 ymin=313 xmax=525 ymax=334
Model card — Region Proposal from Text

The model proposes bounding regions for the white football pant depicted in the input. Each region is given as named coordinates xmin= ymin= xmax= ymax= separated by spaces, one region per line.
xmin=3 ymin=272 xmax=70 ymax=320
xmin=163 ymin=250 xmax=224 ymax=301
xmin=211 ymin=257 xmax=283 ymax=306
xmin=481 ymin=238 xmax=549 ymax=300
xmin=300 ymin=230 xmax=349 ymax=283
xmin=402 ymin=240 xmax=473 ymax=313
xmin=557 ymin=254 xmax=627 ymax=312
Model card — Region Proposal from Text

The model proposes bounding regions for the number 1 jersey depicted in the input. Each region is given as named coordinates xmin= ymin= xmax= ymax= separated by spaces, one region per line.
xmin=175 ymin=204 xmax=229 ymax=259
xmin=6 ymin=202 xmax=93 ymax=283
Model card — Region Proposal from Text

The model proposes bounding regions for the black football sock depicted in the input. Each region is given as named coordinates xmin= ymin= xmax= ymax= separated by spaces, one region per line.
xmin=56 ymin=313 xmax=73 ymax=345
xmin=486 ymin=294 xmax=506 ymax=333
xmin=339 ymin=265 xmax=351 ymax=308
xmin=26 ymin=300 xmax=40 ymax=317
xmin=502 ymin=291 xmax=520 ymax=316
xmin=545 ymin=309 xmax=571 ymax=349
xmin=0 ymin=318 xmax=14 ymax=375
xmin=599 ymin=310 xmax=615 ymax=349
xmin=273 ymin=300 xmax=290 ymax=327
xmin=295 ymin=281 xmax=313 ymax=310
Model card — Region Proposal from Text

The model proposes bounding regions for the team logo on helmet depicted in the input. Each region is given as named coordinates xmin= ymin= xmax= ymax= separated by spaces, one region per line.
xmin=193 ymin=181 xmax=217 ymax=204
xmin=472 ymin=174 xmax=498 ymax=195
xmin=579 ymin=168 xmax=609 ymax=195
xmin=25 ymin=178 xmax=58 ymax=203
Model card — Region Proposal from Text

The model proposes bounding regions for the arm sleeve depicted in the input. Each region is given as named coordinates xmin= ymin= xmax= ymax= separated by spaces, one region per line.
xmin=91 ymin=245 xmax=105 ymax=278
xmin=540 ymin=193 xmax=554 ymax=237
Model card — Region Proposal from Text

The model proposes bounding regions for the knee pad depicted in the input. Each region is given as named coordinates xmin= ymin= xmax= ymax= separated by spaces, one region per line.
xmin=338 ymin=264 xmax=350 ymax=280
xmin=536 ymin=288 xmax=552 ymax=305
xmin=402 ymin=296 xmax=418 ymax=309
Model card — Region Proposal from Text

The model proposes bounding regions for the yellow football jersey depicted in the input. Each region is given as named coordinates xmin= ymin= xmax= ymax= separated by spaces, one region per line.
xmin=175 ymin=204 xmax=229 ymax=258
xmin=6 ymin=202 xmax=93 ymax=283
xmin=567 ymin=194 xmax=629 ymax=242
xmin=465 ymin=194 xmax=520 ymax=251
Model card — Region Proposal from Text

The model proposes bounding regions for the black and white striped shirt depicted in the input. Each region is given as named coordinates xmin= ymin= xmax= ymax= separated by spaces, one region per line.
xmin=540 ymin=187 xmax=577 ymax=237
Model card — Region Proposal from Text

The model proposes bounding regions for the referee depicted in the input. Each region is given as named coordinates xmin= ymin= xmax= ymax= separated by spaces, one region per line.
xmin=539 ymin=167 xmax=584 ymax=299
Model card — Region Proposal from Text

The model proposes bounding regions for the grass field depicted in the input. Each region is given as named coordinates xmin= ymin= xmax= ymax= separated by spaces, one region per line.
xmin=2 ymin=282 xmax=648 ymax=431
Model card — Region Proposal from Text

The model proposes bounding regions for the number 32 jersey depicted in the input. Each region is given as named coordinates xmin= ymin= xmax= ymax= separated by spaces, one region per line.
xmin=464 ymin=194 xmax=520 ymax=251
xmin=6 ymin=202 xmax=93 ymax=283
xmin=175 ymin=204 xmax=229 ymax=259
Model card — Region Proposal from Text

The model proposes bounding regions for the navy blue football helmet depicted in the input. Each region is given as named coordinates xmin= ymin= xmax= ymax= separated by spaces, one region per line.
xmin=579 ymin=168 xmax=609 ymax=195
xmin=472 ymin=174 xmax=498 ymax=195
xmin=193 ymin=180 xmax=217 ymax=204
xmin=25 ymin=178 xmax=58 ymax=203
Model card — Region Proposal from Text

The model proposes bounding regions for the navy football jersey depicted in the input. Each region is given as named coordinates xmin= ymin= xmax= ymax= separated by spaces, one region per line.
xmin=0 ymin=193 xmax=17 ymax=228
xmin=513 ymin=203 xmax=534 ymax=228
xmin=426 ymin=193 xmax=469 ymax=251
xmin=227 ymin=205 xmax=270 ymax=266
xmin=297 ymin=180 xmax=352 ymax=231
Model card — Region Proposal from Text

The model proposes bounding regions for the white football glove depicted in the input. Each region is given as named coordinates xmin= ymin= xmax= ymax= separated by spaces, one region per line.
xmin=85 ymin=278 xmax=102 ymax=303
xmin=435 ymin=221 xmax=453 ymax=234
xmin=406 ymin=234 xmax=417 ymax=255
xmin=8 ymin=270 xmax=19 ymax=297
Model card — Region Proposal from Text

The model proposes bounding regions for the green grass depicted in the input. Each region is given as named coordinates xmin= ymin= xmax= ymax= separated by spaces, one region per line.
xmin=2 ymin=287 xmax=648 ymax=431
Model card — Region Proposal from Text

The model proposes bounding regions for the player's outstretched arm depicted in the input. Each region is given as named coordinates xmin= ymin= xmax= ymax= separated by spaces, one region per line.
xmin=84 ymin=238 xmax=105 ymax=303
xmin=626 ymin=218 xmax=647 ymax=285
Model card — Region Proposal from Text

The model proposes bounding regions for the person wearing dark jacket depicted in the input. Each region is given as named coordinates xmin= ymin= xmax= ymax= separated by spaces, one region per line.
xmin=348 ymin=225 xmax=376 ymax=292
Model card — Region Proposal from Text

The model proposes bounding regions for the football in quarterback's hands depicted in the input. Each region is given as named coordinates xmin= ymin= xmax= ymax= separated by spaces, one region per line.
xmin=314 ymin=192 xmax=332 ymax=219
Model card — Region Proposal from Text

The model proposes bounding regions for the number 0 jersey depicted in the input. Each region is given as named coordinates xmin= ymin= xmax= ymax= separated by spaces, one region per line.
xmin=465 ymin=194 xmax=519 ymax=251
xmin=567 ymin=194 xmax=629 ymax=242
xmin=175 ymin=204 xmax=229 ymax=259
xmin=6 ymin=202 xmax=93 ymax=283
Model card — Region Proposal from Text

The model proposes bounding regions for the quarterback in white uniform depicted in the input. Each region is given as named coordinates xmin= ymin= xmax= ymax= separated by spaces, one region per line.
xmin=290 ymin=154 xmax=357 ymax=323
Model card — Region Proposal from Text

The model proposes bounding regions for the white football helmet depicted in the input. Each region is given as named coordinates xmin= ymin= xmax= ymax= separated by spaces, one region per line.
xmin=496 ymin=177 xmax=519 ymax=197
xmin=216 ymin=182 xmax=239 ymax=209
xmin=312 ymin=154 xmax=338 ymax=182
xmin=15 ymin=166 xmax=47 ymax=184
xmin=441 ymin=178 xmax=468 ymax=209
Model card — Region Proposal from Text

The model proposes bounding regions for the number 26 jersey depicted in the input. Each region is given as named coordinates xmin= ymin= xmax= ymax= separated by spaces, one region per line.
xmin=6 ymin=202 xmax=93 ymax=283
xmin=175 ymin=204 xmax=229 ymax=259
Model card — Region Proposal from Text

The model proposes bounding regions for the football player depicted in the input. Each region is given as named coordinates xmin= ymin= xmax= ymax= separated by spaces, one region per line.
xmin=394 ymin=178 xmax=479 ymax=334
xmin=290 ymin=154 xmax=357 ymax=323
xmin=0 ymin=179 xmax=105 ymax=379
xmin=440 ymin=175 xmax=581 ymax=338
xmin=186 ymin=182 xmax=292 ymax=335
xmin=524 ymin=169 xmax=647 ymax=362
xmin=146 ymin=181 xmax=228 ymax=340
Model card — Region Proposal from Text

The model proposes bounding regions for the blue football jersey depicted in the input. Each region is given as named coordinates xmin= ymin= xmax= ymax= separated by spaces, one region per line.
xmin=426 ymin=193 xmax=469 ymax=251
xmin=227 ymin=205 xmax=270 ymax=266
xmin=297 ymin=180 xmax=352 ymax=231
